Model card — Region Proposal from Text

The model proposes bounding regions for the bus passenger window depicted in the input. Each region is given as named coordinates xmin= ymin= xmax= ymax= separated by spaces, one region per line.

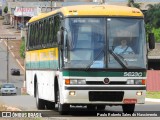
xmin=43 ymin=20 xmax=47 ymax=46
xmin=49 ymin=18 xmax=54 ymax=45
xmin=53 ymin=16 xmax=60 ymax=44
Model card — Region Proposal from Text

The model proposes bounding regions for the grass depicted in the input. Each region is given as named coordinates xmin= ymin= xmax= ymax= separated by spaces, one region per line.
xmin=146 ymin=91 xmax=160 ymax=99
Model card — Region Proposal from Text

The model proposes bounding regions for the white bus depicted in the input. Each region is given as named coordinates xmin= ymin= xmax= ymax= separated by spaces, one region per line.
xmin=26 ymin=4 xmax=155 ymax=114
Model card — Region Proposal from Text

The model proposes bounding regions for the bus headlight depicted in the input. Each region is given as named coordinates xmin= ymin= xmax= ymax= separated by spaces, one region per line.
xmin=70 ymin=80 xmax=77 ymax=85
xmin=127 ymin=79 xmax=145 ymax=85
xmin=77 ymin=79 xmax=86 ymax=85
xmin=65 ymin=79 xmax=86 ymax=85
xmin=127 ymin=79 xmax=134 ymax=85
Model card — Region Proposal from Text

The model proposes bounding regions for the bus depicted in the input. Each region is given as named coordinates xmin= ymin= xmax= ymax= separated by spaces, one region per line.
xmin=26 ymin=4 xmax=155 ymax=114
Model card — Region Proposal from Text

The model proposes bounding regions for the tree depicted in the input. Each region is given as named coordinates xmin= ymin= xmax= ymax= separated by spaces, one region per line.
xmin=127 ymin=0 xmax=134 ymax=7
xmin=20 ymin=37 xmax=25 ymax=59
xmin=127 ymin=0 xmax=141 ymax=9
xmin=3 ymin=6 xmax=8 ymax=14
xmin=144 ymin=3 xmax=160 ymax=42
xmin=144 ymin=3 xmax=160 ymax=29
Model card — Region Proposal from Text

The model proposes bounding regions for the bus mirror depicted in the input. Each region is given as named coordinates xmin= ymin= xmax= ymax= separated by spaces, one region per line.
xmin=148 ymin=33 xmax=155 ymax=49
xmin=57 ymin=31 xmax=62 ymax=45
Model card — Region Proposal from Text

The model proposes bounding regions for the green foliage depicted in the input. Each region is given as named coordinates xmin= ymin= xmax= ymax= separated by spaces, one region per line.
xmin=127 ymin=0 xmax=141 ymax=9
xmin=20 ymin=37 xmax=25 ymax=59
xmin=145 ymin=24 xmax=152 ymax=35
xmin=133 ymin=3 xmax=141 ymax=8
xmin=152 ymin=28 xmax=160 ymax=42
xmin=146 ymin=91 xmax=160 ymax=99
xmin=144 ymin=3 xmax=160 ymax=29
xmin=3 ymin=6 xmax=8 ymax=13
xmin=144 ymin=3 xmax=160 ymax=42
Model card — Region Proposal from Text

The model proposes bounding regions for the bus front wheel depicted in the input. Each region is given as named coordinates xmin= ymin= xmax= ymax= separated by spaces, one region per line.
xmin=122 ymin=104 xmax=135 ymax=114
xmin=56 ymin=89 xmax=70 ymax=115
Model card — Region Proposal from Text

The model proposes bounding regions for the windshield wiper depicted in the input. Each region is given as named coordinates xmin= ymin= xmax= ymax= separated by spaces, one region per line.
xmin=86 ymin=47 xmax=104 ymax=71
xmin=109 ymin=50 xmax=128 ymax=69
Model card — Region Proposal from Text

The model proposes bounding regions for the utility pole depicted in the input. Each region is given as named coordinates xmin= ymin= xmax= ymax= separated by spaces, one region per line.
xmin=0 ymin=37 xmax=16 ymax=83
xmin=22 ymin=6 xmax=24 ymax=29
xmin=51 ymin=0 xmax=53 ymax=11
xmin=6 ymin=38 xmax=9 ymax=83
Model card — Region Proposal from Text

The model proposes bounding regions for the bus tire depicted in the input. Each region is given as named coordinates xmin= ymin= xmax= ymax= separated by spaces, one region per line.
xmin=46 ymin=101 xmax=55 ymax=110
xmin=58 ymin=104 xmax=70 ymax=115
xmin=56 ymin=88 xmax=69 ymax=115
xmin=122 ymin=104 xmax=135 ymax=114
xmin=36 ymin=84 xmax=45 ymax=110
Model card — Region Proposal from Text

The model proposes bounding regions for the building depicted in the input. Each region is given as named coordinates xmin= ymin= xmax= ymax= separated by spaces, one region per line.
xmin=2 ymin=0 xmax=94 ymax=29
xmin=3 ymin=1 xmax=158 ymax=39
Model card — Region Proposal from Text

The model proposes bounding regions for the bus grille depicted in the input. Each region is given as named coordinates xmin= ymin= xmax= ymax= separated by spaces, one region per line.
xmin=86 ymin=81 xmax=126 ymax=85
xmin=89 ymin=91 xmax=124 ymax=102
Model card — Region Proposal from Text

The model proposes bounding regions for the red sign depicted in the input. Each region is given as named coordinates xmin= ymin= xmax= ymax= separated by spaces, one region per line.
xmin=14 ymin=7 xmax=36 ymax=17
xmin=16 ymin=8 xmax=34 ymax=13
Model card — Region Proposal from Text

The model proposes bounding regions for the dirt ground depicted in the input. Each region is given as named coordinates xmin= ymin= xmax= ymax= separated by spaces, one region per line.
xmin=7 ymin=40 xmax=24 ymax=67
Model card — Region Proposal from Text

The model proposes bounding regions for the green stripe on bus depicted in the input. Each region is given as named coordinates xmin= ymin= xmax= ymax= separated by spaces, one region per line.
xmin=26 ymin=60 xmax=58 ymax=69
xmin=63 ymin=71 xmax=146 ymax=77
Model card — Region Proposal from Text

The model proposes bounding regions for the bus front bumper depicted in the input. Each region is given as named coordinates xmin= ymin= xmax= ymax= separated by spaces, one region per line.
xmin=62 ymin=85 xmax=146 ymax=105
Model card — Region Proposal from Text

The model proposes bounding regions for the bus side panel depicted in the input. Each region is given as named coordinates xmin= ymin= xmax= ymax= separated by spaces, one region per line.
xmin=26 ymin=70 xmax=56 ymax=102
xmin=26 ymin=70 xmax=34 ymax=96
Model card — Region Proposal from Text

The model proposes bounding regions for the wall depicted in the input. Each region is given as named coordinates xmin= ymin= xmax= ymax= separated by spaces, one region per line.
xmin=147 ymin=70 xmax=160 ymax=91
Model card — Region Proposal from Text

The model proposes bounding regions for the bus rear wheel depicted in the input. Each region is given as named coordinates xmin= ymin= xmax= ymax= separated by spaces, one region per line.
xmin=45 ymin=101 xmax=55 ymax=110
xmin=36 ymin=84 xmax=45 ymax=110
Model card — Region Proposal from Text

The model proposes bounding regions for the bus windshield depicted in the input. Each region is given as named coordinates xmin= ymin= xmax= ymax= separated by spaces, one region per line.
xmin=63 ymin=18 xmax=147 ymax=69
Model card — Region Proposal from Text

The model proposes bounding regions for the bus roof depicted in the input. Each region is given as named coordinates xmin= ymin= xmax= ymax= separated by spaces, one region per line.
xmin=29 ymin=4 xmax=143 ymax=23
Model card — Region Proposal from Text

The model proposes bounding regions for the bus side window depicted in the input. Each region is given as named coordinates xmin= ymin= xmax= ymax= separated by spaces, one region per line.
xmin=42 ymin=21 xmax=45 ymax=46
xmin=37 ymin=21 xmax=41 ymax=48
xmin=42 ymin=19 xmax=47 ymax=47
xmin=53 ymin=16 xmax=60 ymax=45
xmin=39 ymin=21 xmax=43 ymax=47
xmin=27 ymin=25 xmax=31 ymax=49
xmin=32 ymin=23 xmax=35 ymax=48
xmin=46 ymin=19 xmax=49 ymax=45
xmin=35 ymin=23 xmax=39 ymax=48
xmin=29 ymin=24 xmax=34 ymax=48
xmin=49 ymin=17 xmax=54 ymax=46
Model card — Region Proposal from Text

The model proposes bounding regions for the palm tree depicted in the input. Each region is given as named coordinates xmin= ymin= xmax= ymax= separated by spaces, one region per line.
xmin=127 ymin=0 xmax=141 ymax=9
xmin=127 ymin=0 xmax=134 ymax=7
xmin=144 ymin=3 xmax=160 ymax=29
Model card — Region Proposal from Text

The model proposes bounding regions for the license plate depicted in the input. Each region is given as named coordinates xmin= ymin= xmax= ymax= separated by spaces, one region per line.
xmin=123 ymin=99 xmax=137 ymax=104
